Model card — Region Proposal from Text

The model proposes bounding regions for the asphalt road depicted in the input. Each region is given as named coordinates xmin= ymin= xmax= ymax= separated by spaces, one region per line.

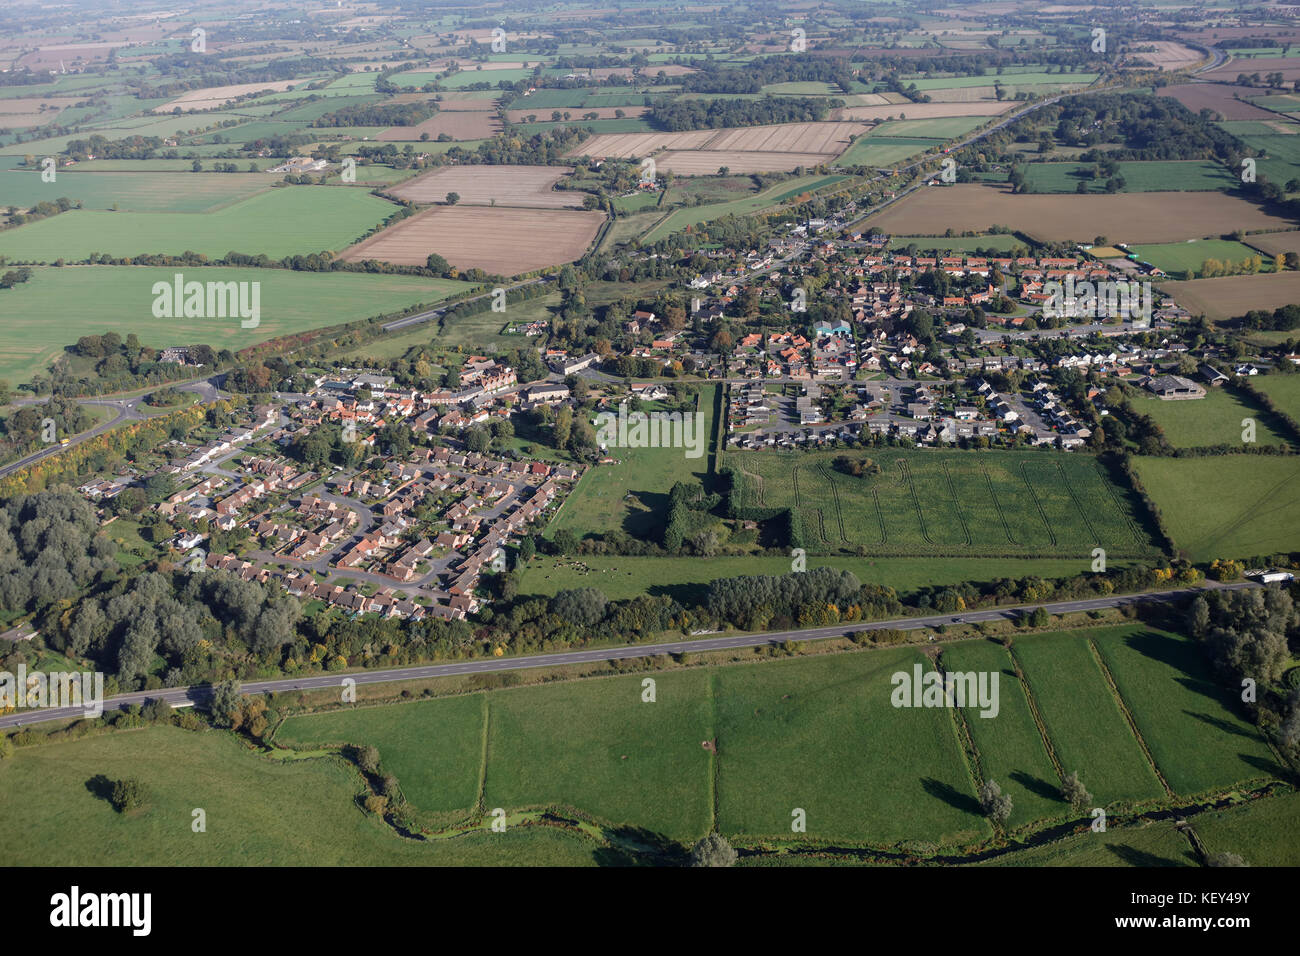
xmin=0 ymin=580 xmax=1255 ymax=728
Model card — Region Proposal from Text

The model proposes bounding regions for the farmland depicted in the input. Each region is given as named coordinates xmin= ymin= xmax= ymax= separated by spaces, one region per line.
xmin=1021 ymin=160 xmax=1237 ymax=195
xmin=0 ymin=169 xmax=271 ymax=213
xmin=727 ymin=448 xmax=1159 ymax=558
xmin=867 ymin=184 xmax=1297 ymax=244
xmin=1253 ymin=373 xmax=1300 ymax=421
xmin=384 ymin=164 xmax=585 ymax=208
xmin=1129 ymin=239 xmax=1265 ymax=277
xmin=1131 ymin=455 xmax=1300 ymax=561
xmin=340 ymin=205 xmax=605 ymax=275
xmin=375 ymin=110 xmax=501 ymax=141
xmin=0 ymin=266 xmax=472 ymax=387
xmin=640 ymin=174 xmax=846 ymax=243
xmin=1133 ymin=388 xmax=1288 ymax=448
xmin=1160 ymin=271 xmax=1300 ymax=320
xmin=0 ymin=186 xmax=398 ymax=262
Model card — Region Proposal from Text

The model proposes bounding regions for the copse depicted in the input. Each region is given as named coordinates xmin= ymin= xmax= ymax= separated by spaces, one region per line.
xmin=705 ymin=567 xmax=880 ymax=628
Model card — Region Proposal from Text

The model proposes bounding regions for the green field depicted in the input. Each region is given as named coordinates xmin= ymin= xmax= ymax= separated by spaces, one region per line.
xmin=0 ymin=266 xmax=472 ymax=386
xmin=0 ymin=170 xmax=272 ymax=213
xmin=0 ymin=726 xmax=596 ymax=865
xmin=1023 ymin=160 xmax=1238 ymax=195
xmin=982 ymin=819 xmax=1197 ymax=866
xmin=888 ymin=234 xmax=1030 ymax=254
xmin=905 ymin=71 xmax=1098 ymax=91
xmin=1253 ymin=372 xmax=1300 ymax=421
xmin=640 ymin=174 xmax=845 ymax=243
xmin=1129 ymin=239 xmax=1266 ymax=276
xmin=1189 ymin=791 xmax=1300 ymax=866
xmin=549 ymin=386 xmax=718 ymax=540
xmin=870 ymin=116 xmax=989 ymax=139
xmin=1134 ymin=387 xmax=1288 ymax=447
xmin=1131 ymin=454 xmax=1300 ymax=561
xmin=0 ymin=186 xmax=398 ymax=263
xmin=838 ymin=135 xmax=939 ymax=167
xmin=517 ymin=554 xmax=1127 ymax=602
xmin=728 ymin=448 xmax=1158 ymax=558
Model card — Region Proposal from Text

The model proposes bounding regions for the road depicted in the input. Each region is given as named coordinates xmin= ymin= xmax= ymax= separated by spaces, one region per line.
xmin=0 ymin=580 xmax=1255 ymax=729
xmin=380 ymin=275 xmax=554 ymax=333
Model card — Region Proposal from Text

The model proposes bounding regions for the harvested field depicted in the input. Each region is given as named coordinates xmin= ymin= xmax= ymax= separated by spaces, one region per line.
xmin=1158 ymin=272 xmax=1300 ymax=321
xmin=866 ymin=184 xmax=1297 ymax=244
xmin=1244 ymin=230 xmax=1300 ymax=256
xmin=0 ymin=96 xmax=79 ymax=128
xmin=376 ymin=110 xmax=501 ymax=140
xmin=1158 ymin=83 xmax=1279 ymax=121
xmin=655 ymin=150 xmax=832 ymax=175
xmin=1205 ymin=57 xmax=1300 ymax=84
xmin=153 ymin=80 xmax=304 ymax=113
xmin=384 ymin=164 xmax=584 ymax=208
xmin=566 ymin=129 xmax=722 ymax=158
xmin=831 ymin=101 xmax=1013 ymax=121
xmin=340 ymin=205 xmax=605 ymax=275
xmin=1133 ymin=41 xmax=1205 ymax=72
xmin=922 ymin=85 xmax=999 ymax=102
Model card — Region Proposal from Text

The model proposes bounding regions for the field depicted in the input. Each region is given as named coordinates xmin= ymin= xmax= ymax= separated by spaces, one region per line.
xmin=152 ymin=80 xmax=308 ymax=112
xmin=1242 ymin=230 xmax=1300 ymax=257
xmin=867 ymin=184 xmax=1297 ymax=244
xmin=0 ymin=169 xmax=271 ymax=213
xmin=869 ymin=116 xmax=989 ymax=139
xmin=1131 ymin=454 xmax=1300 ymax=561
xmin=0 ymin=266 xmax=472 ymax=387
xmin=0 ymin=726 xmax=596 ymax=866
xmin=549 ymin=386 xmax=718 ymax=540
xmin=1022 ymin=160 xmax=1237 ymax=195
xmin=1158 ymin=83 xmax=1280 ymax=121
xmin=1253 ymin=373 xmax=1300 ymax=421
xmin=833 ymin=102 xmax=1014 ymax=122
xmin=1133 ymin=388 xmax=1288 ymax=448
xmin=565 ymin=121 xmax=866 ymax=175
xmin=640 ymin=174 xmax=845 ymax=242
xmin=728 ymin=448 xmax=1159 ymax=558
xmin=838 ymin=136 xmax=940 ymax=168
xmin=375 ymin=110 xmax=501 ymax=141
xmin=340 ymin=205 xmax=605 ymax=275
xmin=1129 ymin=239 xmax=1265 ymax=276
xmin=0 ymin=186 xmax=398 ymax=263
xmin=1189 ymin=791 xmax=1300 ymax=866
xmin=905 ymin=71 xmax=1097 ymax=91
xmin=384 ymin=164 xmax=584 ymax=208
xmin=1159 ymin=271 xmax=1300 ymax=320
xmin=516 ymin=555 xmax=1129 ymax=603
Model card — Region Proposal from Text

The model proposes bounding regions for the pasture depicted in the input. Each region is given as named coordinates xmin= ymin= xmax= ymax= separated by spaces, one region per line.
xmin=0 ymin=186 xmax=398 ymax=262
xmin=728 ymin=448 xmax=1159 ymax=558
xmin=1129 ymin=239 xmax=1265 ymax=276
xmin=0 ymin=169 xmax=271 ymax=213
xmin=1131 ymin=454 xmax=1300 ymax=561
xmin=340 ymin=205 xmax=605 ymax=275
xmin=1253 ymin=373 xmax=1300 ymax=421
xmin=1132 ymin=388 xmax=1288 ymax=448
xmin=1022 ymin=160 xmax=1237 ymax=194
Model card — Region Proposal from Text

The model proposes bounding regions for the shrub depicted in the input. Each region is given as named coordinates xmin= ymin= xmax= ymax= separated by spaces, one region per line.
xmin=110 ymin=777 xmax=147 ymax=813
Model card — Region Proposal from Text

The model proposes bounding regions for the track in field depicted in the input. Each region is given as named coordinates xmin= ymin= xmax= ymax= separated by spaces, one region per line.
xmin=1018 ymin=461 xmax=1059 ymax=547
xmin=981 ymin=460 xmax=1017 ymax=544
xmin=942 ymin=461 xmax=973 ymax=547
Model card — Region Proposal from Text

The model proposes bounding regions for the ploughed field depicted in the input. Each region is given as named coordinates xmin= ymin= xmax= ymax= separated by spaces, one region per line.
xmin=729 ymin=448 xmax=1160 ymax=558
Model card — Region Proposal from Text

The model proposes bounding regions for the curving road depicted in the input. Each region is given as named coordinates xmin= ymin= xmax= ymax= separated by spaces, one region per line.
xmin=0 ymin=580 xmax=1255 ymax=729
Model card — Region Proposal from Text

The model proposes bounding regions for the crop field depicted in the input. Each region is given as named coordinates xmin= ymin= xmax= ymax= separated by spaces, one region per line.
xmin=728 ymin=448 xmax=1159 ymax=558
xmin=151 ymin=80 xmax=309 ymax=112
xmin=340 ymin=205 xmax=605 ymax=275
xmin=1159 ymin=83 xmax=1280 ymax=121
xmin=868 ymin=116 xmax=989 ymax=139
xmin=0 ymin=726 xmax=595 ymax=866
xmin=1133 ymin=388 xmax=1288 ymax=448
xmin=905 ymin=71 xmax=1097 ymax=91
xmin=1160 ymin=272 xmax=1300 ymax=320
xmin=1242 ymin=230 xmax=1300 ymax=256
xmin=1129 ymin=239 xmax=1264 ymax=276
xmin=833 ymin=101 xmax=1014 ymax=121
xmin=0 ymin=169 xmax=271 ymax=213
xmin=839 ymin=135 xmax=941 ymax=167
xmin=1253 ymin=373 xmax=1300 ymax=421
xmin=506 ymin=88 xmax=656 ymax=110
xmin=376 ymin=110 xmax=501 ymax=141
xmin=0 ymin=266 xmax=471 ymax=386
xmin=1130 ymin=454 xmax=1300 ymax=561
xmin=866 ymin=184 xmax=1297 ymax=244
xmin=384 ymin=164 xmax=584 ymax=208
xmin=0 ymin=186 xmax=398 ymax=263
xmin=1022 ymin=160 xmax=1237 ymax=194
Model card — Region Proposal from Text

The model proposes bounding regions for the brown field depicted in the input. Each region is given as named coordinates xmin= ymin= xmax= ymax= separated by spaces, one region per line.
xmin=1160 ymin=271 xmax=1300 ymax=321
xmin=384 ymin=164 xmax=584 ymax=208
xmin=153 ymin=81 xmax=305 ymax=113
xmin=506 ymin=106 xmax=648 ymax=123
xmin=0 ymin=97 xmax=79 ymax=129
xmin=842 ymin=93 xmax=892 ymax=107
xmin=340 ymin=206 xmax=605 ymax=275
xmin=866 ymin=184 xmax=1298 ymax=243
xmin=1132 ymin=41 xmax=1205 ymax=72
xmin=831 ymin=101 xmax=1013 ymax=121
xmin=377 ymin=110 xmax=501 ymax=141
xmin=1244 ymin=231 xmax=1300 ymax=257
xmin=1158 ymin=83 xmax=1279 ymax=121
xmin=922 ymin=85 xmax=1000 ymax=102
xmin=1206 ymin=57 xmax=1300 ymax=84
xmin=385 ymin=92 xmax=499 ymax=111
xmin=566 ymin=121 xmax=864 ymax=174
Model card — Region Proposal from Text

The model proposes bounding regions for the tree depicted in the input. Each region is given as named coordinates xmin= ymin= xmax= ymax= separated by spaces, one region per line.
xmin=1027 ymin=606 xmax=1049 ymax=628
xmin=110 ymin=777 xmax=147 ymax=813
xmin=978 ymin=779 xmax=1013 ymax=824
xmin=445 ymin=191 xmax=460 ymax=205
xmin=209 ymin=680 xmax=242 ymax=728
xmin=1060 ymin=770 xmax=1092 ymax=812
xmin=689 ymin=833 xmax=737 ymax=867
xmin=426 ymin=252 xmax=450 ymax=276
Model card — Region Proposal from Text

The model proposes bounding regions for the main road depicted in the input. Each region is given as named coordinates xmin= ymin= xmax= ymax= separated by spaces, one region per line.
xmin=0 ymin=580 xmax=1254 ymax=729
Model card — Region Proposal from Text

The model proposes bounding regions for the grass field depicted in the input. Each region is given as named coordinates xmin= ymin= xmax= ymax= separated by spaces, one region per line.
xmin=1022 ymin=160 xmax=1238 ymax=195
xmin=549 ymin=386 xmax=718 ymax=540
xmin=1131 ymin=454 xmax=1300 ymax=561
xmin=516 ymin=555 xmax=1128 ymax=603
xmin=1129 ymin=239 xmax=1266 ymax=276
xmin=0 ymin=266 xmax=472 ymax=386
xmin=640 ymin=174 xmax=844 ymax=242
xmin=838 ymin=135 xmax=939 ymax=167
xmin=1190 ymin=791 xmax=1300 ymax=866
xmin=905 ymin=71 xmax=1098 ymax=90
xmin=0 ymin=170 xmax=272 ymax=213
xmin=728 ymin=448 xmax=1158 ymax=558
xmin=0 ymin=186 xmax=398 ymax=262
xmin=1253 ymin=373 xmax=1300 ymax=421
xmin=0 ymin=726 xmax=596 ymax=865
xmin=1133 ymin=387 xmax=1288 ymax=447
xmin=868 ymin=116 xmax=987 ymax=139
xmin=982 ymin=820 xmax=1197 ymax=866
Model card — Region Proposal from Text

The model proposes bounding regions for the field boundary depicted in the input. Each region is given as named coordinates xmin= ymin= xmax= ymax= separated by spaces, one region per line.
xmin=1086 ymin=637 xmax=1175 ymax=799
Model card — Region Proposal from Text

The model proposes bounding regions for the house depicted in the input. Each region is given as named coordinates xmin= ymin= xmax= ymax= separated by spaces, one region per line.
xmin=1145 ymin=374 xmax=1205 ymax=400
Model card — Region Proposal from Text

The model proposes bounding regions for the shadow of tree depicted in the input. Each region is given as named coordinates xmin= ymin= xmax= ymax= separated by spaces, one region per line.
xmin=1010 ymin=770 xmax=1061 ymax=802
xmin=85 ymin=774 xmax=115 ymax=805
xmin=594 ymin=826 xmax=690 ymax=867
xmin=921 ymin=777 xmax=981 ymax=816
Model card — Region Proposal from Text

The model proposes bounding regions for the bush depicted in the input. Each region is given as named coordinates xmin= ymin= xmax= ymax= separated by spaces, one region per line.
xmin=110 ymin=777 xmax=147 ymax=813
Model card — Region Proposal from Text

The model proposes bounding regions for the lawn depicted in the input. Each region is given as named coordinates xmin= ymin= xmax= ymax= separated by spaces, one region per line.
xmin=0 ymin=186 xmax=399 ymax=263
xmin=0 ymin=726 xmax=596 ymax=865
xmin=1129 ymin=239 xmax=1266 ymax=277
xmin=0 ymin=266 xmax=473 ymax=387
xmin=728 ymin=448 xmax=1158 ymax=558
xmin=1022 ymin=160 xmax=1238 ymax=195
xmin=1133 ymin=387 xmax=1288 ymax=447
xmin=1091 ymin=627 xmax=1283 ymax=795
xmin=1012 ymin=631 xmax=1166 ymax=804
xmin=712 ymin=648 xmax=989 ymax=845
xmin=1130 ymin=454 xmax=1300 ymax=561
